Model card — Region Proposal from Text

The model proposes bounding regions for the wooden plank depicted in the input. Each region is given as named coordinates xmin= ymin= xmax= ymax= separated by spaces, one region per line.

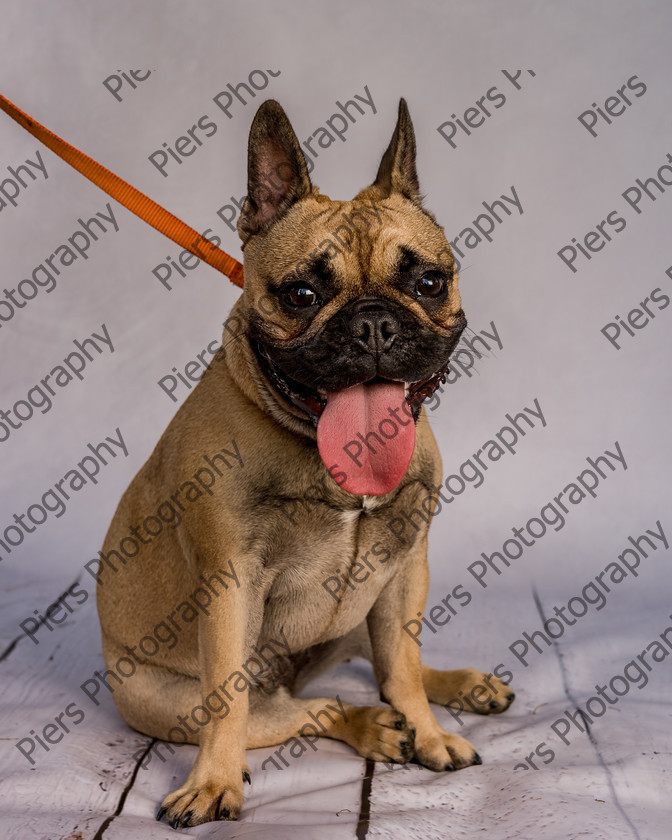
xmin=1 ymin=602 xmax=150 ymax=840
xmin=367 ymin=594 xmax=671 ymax=839
xmin=0 ymin=601 xmax=366 ymax=838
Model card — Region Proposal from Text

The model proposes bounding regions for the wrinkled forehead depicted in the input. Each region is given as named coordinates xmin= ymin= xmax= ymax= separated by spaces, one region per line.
xmin=245 ymin=194 xmax=455 ymax=294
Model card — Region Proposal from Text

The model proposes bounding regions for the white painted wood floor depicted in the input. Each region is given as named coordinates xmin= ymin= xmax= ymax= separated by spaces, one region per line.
xmin=1 ymin=570 xmax=669 ymax=840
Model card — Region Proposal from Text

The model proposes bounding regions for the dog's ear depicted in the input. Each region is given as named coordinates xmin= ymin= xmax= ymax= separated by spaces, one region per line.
xmin=368 ymin=98 xmax=420 ymax=202
xmin=238 ymin=100 xmax=313 ymax=242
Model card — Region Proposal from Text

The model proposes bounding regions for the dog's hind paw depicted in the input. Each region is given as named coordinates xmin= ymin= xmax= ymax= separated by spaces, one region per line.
xmin=345 ymin=706 xmax=416 ymax=764
xmin=423 ymin=667 xmax=515 ymax=714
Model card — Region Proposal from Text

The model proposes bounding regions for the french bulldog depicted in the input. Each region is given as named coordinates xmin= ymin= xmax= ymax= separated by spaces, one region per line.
xmin=96 ymin=97 xmax=515 ymax=828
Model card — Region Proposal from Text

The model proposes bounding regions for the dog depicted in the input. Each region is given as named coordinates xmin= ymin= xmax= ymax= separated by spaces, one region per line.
xmin=96 ymin=97 xmax=515 ymax=828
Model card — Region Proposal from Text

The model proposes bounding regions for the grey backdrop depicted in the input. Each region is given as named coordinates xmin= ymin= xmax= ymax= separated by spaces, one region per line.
xmin=1 ymin=2 xmax=670 ymax=839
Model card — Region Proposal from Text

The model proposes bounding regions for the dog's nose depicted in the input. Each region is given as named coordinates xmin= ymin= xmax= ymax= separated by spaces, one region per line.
xmin=349 ymin=307 xmax=399 ymax=354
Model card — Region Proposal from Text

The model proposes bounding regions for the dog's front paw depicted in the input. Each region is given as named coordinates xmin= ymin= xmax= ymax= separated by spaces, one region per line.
xmin=414 ymin=729 xmax=481 ymax=772
xmin=157 ymin=768 xmax=248 ymax=828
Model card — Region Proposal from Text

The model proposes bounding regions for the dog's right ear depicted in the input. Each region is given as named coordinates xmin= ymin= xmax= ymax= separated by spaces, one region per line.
xmin=237 ymin=100 xmax=313 ymax=243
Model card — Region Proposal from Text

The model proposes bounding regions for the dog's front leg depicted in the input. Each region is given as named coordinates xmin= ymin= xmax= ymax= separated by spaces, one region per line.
xmin=367 ymin=538 xmax=482 ymax=772
xmin=158 ymin=580 xmax=252 ymax=827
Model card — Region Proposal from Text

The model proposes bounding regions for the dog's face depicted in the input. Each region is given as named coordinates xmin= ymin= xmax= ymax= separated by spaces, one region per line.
xmin=237 ymin=100 xmax=466 ymax=495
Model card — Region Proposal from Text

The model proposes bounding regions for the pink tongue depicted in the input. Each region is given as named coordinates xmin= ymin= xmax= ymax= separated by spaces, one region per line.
xmin=317 ymin=381 xmax=415 ymax=496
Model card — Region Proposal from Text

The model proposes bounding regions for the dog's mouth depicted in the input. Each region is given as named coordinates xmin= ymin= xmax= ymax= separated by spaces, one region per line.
xmin=253 ymin=342 xmax=451 ymax=496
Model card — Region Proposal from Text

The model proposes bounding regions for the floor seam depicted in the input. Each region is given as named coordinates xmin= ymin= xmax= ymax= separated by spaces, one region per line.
xmin=356 ymin=757 xmax=375 ymax=839
xmin=91 ymin=737 xmax=157 ymax=840
xmin=0 ymin=573 xmax=83 ymax=662
xmin=532 ymin=585 xmax=641 ymax=840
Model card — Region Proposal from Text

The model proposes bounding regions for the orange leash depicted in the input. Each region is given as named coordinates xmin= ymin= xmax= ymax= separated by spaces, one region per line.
xmin=0 ymin=92 xmax=245 ymax=287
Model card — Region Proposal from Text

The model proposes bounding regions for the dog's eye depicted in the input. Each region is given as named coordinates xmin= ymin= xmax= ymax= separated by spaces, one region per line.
xmin=416 ymin=274 xmax=445 ymax=297
xmin=282 ymin=283 xmax=319 ymax=308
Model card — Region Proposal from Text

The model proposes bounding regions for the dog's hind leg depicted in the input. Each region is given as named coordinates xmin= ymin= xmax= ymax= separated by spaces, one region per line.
xmin=351 ymin=629 xmax=515 ymax=716
xmin=101 ymin=633 xmax=250 ymax=827
xmin=102 ymin=636 xmax=413 ymax=787
xmin=420 ymin=666 xmax=515 ymax=715
xmin=292 ymin=624 xmax=515 ymax=718
xmin=100 ymin=643 xmax=202 ymax=744
xmin=290 ymin=622 xmax=373 ymax=692
xmin=246 ymin=686 xmax=414 ymax=764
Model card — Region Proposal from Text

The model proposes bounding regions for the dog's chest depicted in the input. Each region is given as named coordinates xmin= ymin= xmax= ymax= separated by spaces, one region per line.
xmin=259 ymin=495 xmax=409 ymax=647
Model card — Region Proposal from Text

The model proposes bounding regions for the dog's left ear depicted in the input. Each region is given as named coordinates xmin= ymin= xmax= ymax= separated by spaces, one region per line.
xmin=238 ymin=100 xmax=313 ymax=242
xmin=368 ymin=98 xmax=420 ymax=202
